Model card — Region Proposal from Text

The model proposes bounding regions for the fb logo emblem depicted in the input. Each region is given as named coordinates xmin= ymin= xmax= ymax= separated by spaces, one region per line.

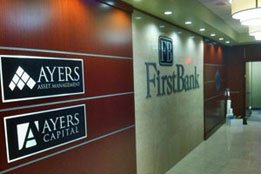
xmin=159 ymin=36 xmax=173 ymax=66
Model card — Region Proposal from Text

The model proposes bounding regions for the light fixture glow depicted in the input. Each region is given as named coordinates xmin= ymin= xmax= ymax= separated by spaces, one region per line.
xmin=241 ymin=18 xmax=261 ymax=26
xmin=219 ymin=37 xmax=224 ymax=41
xmin=226 ymin=41 xmax=230 ymax=44
xmin=231 ymin=0 xmax=261 ymax=40
xmin=164 ymin=11 xmax=173 ymax=15
xmin=199 ymin=28 xmax=205 ymax=32
xmin=159 ymin=25 xmax=165 ymax=28
xmin=255 ymin=35 xmax=261 ymax=40
xmin=185 ymin=21 xmax=192 ymax=25
xmin=248 ymin=25 xmax=261 ymax=40
xmin=210 ymin=33 xmax=216 ymax=37
xmin=231 ymin=0 xmax=261 ymax=26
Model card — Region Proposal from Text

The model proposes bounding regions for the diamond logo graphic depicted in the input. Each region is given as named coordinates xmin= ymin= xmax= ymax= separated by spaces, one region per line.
xmin=9 ymin=66 xmax=36 ymax=91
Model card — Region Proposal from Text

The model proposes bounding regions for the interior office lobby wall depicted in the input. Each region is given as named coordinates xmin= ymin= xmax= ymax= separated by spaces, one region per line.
xmin=225 ymin=44 xmax=261 ymax=117
xmin=0 ymin=0 xmax=136 ymax=173
xmin=132 ymin=10 xmax=204 ymax=174
xmin=204 ymin=42 xmax=226 ymax=139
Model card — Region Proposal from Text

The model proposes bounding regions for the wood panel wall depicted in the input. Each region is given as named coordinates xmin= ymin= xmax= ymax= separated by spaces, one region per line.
xmin=204 ymin=41 xmax=226 ymax=139
xmin=0 ymin=0 xmax=136 ymax=173
xmin=225 ymin=44 xmax=261 ymax=117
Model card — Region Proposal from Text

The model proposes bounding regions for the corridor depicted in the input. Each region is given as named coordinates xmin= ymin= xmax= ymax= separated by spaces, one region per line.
xmin=167 ymin=121 xmax=261 ymax=174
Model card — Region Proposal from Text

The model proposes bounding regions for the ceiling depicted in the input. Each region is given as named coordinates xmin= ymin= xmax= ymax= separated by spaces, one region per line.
xmin=198 ymin=0 xmax=247 ymax=33
xmin=121 ymin=0 xmax=260 ymax=45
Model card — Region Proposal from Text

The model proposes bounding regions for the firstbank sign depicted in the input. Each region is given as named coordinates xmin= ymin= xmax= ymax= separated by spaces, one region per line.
xmin=0 ymin=55 xmax=84 ymax=103
xmin=145 ymin=36 xmax=200 ymax=98
xmin=4 ymin=105 xmax=87 ymax=162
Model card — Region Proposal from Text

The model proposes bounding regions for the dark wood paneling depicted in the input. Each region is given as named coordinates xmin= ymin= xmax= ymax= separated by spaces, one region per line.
xmin=0 ymin=94 xmax=134 ymax=170
xmin=204 ymin=65 xmax=225 ymax=82
xmin=0 ymin=0 xmax=132 ymax=57
xmin=6 ymin=128 xmax=136 ymax=174
xmin=204 ymin=96 xmax=225 ymax=138
xmin=245 ymin=44 xmax=261 ymax=60
xmin=204 ymin=83 xmax=224 ymax=100
xmin=87 ymin=94 xmax=135 ymax=138
xmin=224 ymin=44 xmax=261 ymax=119
xmin=85 ymin=57 xmax=134 ymax=96
xmin=204 ymin=43 xmax=224 ymax=64
xmin=0 ymin=0 xmax=135 ymax=173
xmin=0 ymin=51 xmax=133 ymax=110
xmin=204 ymin=65 xmax=225 ymax=100
xmin=226 ymin=62 xmax=244 ymax=92
xmin=204 ymin=42 xmax=226 ymax=139
xmin=230 ymin=93 xmax=245 ymax=117
xmin=224 ymin=46 xmax=245 ymax=116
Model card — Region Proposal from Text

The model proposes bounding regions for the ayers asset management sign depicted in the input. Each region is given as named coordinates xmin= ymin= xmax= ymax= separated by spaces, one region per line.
xmin=0 ymin=55 xmax=85 ymax=103
xmin=4 ymin=104 xmax=87 ymax=163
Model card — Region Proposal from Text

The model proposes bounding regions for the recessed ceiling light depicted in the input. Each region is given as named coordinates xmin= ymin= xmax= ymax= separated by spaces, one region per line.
xmin=210 ymin=33 xmax=216 ymax=37
xmin=159 ymin=25 xmax=165 ymax=28
xmin=135 ymin=16 xmax=142 ymax=20
xmin=185 ymin=21 xmax=192 ymax=25
xmin=219 ymin=37 xmax=224 ymax=41
xmin=164 ymin=11 xmax=173 ymax=15
xmin=199 ymin=28 xmax=205 ymax=32
xmin=226 ymin=41 xmax=230 ymax=44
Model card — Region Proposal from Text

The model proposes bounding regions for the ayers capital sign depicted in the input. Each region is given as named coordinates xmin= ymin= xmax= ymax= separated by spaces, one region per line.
xmin=145 ymin=36 xmax=200 ymax=98
xmin=0 ymin=55 xmax=85 ymax=103
xmin=4 ymin=105 xmax=87 ymax=162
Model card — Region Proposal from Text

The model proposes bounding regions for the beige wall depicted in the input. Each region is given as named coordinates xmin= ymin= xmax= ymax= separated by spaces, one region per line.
xmin=246 ymin=62 xmax=261 ymax=109
xmin=133 ymin=11 xmax=204 ymax=174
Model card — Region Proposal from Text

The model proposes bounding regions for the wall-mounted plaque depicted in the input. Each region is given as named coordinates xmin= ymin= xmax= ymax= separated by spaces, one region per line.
xmin=0 ymin=55 xmax=85 ymax=103
xmin=4 ymin=104 xmax=87 ymax=163
xmin=159 ymin=36 xmax=173 ymax=66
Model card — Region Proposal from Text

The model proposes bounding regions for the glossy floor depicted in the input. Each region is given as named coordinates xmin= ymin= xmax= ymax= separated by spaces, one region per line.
xmin=166 ymin=121 xmax=261 ymax=174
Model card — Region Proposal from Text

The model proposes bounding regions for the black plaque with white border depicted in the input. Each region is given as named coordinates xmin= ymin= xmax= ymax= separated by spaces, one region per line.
xmin=159 ymin=36 xmax=173 ymax=66
xmin=4 ymin=104 xmax=87 ymax=163
xmin=0 ymin=55 xmax=85 ymax=103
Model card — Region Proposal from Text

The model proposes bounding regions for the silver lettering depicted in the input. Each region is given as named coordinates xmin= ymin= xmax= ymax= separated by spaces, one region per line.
xmin=74 ymin=67 xmax=80 ymax=81
xmin=59 ymin=116 xmax=66 ymax=129
xmin=74 ymin=113 xmax=80 ymax=125
xmin=42 ymin=121 xmax=52 ymax=134
xmin=38 ymin=66 xmax=49 ymax=82
xmin=58 ymin=67 xmax=65 ymax=82
xmin=49 ymin=117 xmax=60 ymax=131
xmin=46 ymin=66 xmax=57 ymax=82
xmin=43 ymin=134 xmax=50 ymax=142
